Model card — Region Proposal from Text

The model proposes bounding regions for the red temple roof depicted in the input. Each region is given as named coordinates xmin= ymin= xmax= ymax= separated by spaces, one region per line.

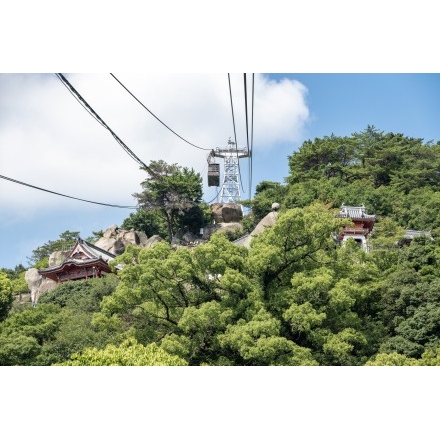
xmin=38 ymin=238 xmax=116 ymax=283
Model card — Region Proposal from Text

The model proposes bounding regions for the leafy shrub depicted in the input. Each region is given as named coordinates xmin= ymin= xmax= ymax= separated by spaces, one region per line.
xmin=38 ymin=275 xmax=119 ymax=312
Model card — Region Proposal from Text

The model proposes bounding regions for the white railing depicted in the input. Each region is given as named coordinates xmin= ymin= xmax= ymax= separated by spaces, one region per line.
xmin=343 ymin=227 xmax=369 ymax=234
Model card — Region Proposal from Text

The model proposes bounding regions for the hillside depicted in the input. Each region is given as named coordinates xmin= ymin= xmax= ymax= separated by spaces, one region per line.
xmin=2 ymin=127 xmax=440 ymax=366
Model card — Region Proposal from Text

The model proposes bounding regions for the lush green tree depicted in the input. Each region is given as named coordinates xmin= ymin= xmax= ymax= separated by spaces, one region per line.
xmin=0 ymin=303 xmax=63 ymax=365
xmin=285 ymin=127 xmax=440 ymax=232
xmin=122 ymin=208 xmax=168 ymax=238
xmin=133 ymin=160 xmax=203 ymax=240
xmin=160 ymin=300 xmax=232 ymax=365
xmin=10 ymin=272 xmax=29 ymax=296
xmin=374 ymin=236 xmax=440 ymax=359
xmin=36 ymin=309 xmax=123 ymax=365
xmin=217 ymin=307 xmax=318 ymax=366
xmin=288 ymin=134 xmax=362 ymax=184
xmin=0 ymin=271 xmax=13 ymax=322
xmin=29 ymin=275 xmax=121 ymax=364
xmin=177 ymin=202 xmax=213 ymax=235
xmin=38 ymin=275 xmax=119 ymax=312
xmin=56 ymin=337 xmax=188 ymax=366
xmin=0 ymin=304 xmax=62 ymax=345
xmin=0 ymin=332 xmax=41 ymax=365
xmin=366 ymin=348 xmax=440 ymax=366
xmin=247 ymin=203 xmax=346 ymax=292
xmin=2 ymin=265 xmax=29 ymax=307
xmin=241 ymin=180 xmax=288 ymax=224
xmin=99 ymin=234 xmax=247 ymax=347
xmin=365 ymin=352 xmax=419 ymax=366
xmin=392 ymin=188 xmax=440 ymax=233
xmin=1 ymin=275 xmax=122 ymax=365
xmin=240 ymin=207 xmax=388 ymax=366
xmin=418 ymin=348 xmax=440 ymax=366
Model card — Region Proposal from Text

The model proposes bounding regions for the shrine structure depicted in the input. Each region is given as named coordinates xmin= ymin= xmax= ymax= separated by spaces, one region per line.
xmin=335 ymin=204 xmax=377 ymax=249
xmin=38 ymin=238 xmax=116 ymax=283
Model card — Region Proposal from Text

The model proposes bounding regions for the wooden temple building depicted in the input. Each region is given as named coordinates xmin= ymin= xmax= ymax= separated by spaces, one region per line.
xmin=38 ymin=238 xmax=116 ymax=283
xmin=335 ymin=204 xmax=377 ymax=249
xmin=398 ymin=229 xmax=433 ymax=247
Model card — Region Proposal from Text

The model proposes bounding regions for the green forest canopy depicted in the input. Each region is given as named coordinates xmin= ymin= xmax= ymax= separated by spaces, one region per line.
xmin=2 ymin=126 xmax=440 ymax=366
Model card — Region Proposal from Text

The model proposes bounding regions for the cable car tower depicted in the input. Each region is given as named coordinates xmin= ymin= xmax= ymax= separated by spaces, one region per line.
xmin=207 ymin=138 xmax=250 ymax=204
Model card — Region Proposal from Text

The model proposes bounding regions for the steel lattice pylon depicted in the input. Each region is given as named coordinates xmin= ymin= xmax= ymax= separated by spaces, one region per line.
xmin=208 ymin=139 xmax=249 ymax=204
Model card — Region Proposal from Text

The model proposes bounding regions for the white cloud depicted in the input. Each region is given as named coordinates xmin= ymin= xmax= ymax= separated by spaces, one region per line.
xmin=0 ymin=73 xmax=309 ymax=219
xmin=253 ymin=75 xmax=309 ymax=146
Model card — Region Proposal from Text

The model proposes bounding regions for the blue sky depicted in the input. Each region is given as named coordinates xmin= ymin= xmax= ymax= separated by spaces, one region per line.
xmin=1 ymin=73 xmax=440 ymax=269
xmin=252 ymin=73 xmax=440 ymax=191
xmin=283 ymin=74 xmax=440 ymax=140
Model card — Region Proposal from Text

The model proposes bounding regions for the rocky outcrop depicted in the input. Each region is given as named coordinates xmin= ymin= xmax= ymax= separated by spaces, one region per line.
xmin=143 ymin=235 xmax=163 ymax=248
xmin=94 ymin=226 xmax=156 ymax=255
xmin=240 ymin=203 xmax=280 ymax=248
xmin=25 ymin=268 xmax=57 ymax=305
xmin=48 ymin=250 xmax=70 ymax=267
xmin=103 ymin=224 xmax=118 ymax=238
xmin=211 ymin=203 xmax=243 ymax=223
xmin=92 ymin=237 xmax=117 ymax=253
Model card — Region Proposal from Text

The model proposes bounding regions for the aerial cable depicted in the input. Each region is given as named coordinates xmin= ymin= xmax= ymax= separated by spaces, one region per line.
xmin=227 ymin=73 xmax=245 ymax=194
xmin=244 ymin=73 xmax=254 ymax=201
xmin=243 ymin=74 xmax=250 ymax=157
xmin=199 ymin=161 xmax=208 ymax=180
xmin=55 ymin=73 xmax=160 ymax=178
xmin=0 ymin=174 xmax=138 ymax=209
xmin=110 ymin=73 xmax=211 ymax=152
xmin=249 ymin=73 xmax=255 ymax=201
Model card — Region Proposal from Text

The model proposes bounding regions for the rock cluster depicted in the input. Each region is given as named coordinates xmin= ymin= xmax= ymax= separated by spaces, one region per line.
xmin=94 ymin=225 xmax=162 ymax=254
xmin=195 ymin=203 xmax=244 ymax=240
xmin=210 ymin=203 xmax=243 ymax=223
xmin=24 ymin=203 xmax=280 ymax=303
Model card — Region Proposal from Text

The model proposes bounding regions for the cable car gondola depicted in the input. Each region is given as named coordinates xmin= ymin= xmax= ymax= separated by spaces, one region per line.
xmin=207 ymin=162 xmax=220 ymax=187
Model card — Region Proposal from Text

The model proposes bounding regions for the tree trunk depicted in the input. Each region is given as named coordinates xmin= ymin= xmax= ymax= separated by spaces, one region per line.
xmin=164 ymin=209 xmax=174 ymax=241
